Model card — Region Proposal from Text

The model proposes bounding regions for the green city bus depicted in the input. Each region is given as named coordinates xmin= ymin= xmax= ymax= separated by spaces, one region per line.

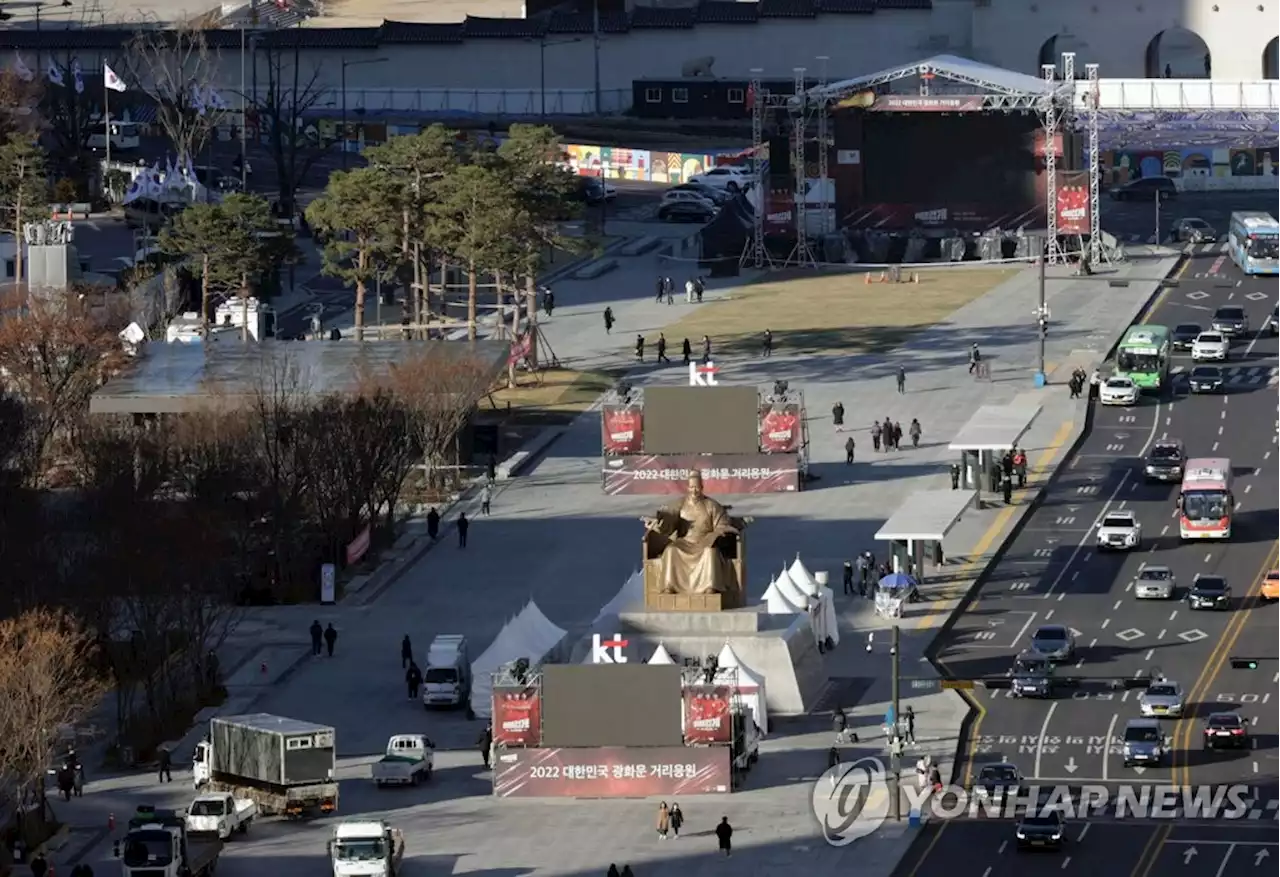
xmin=1114 ymin=325 xmax=1171 ymax=391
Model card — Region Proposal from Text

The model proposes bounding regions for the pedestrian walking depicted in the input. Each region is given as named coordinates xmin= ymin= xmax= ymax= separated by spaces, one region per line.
xmin=621 ymin=866 xmax=635 ymax=877
xmin=664 ymin=276 xmax=674 ymax=305
xmin=845 ymin=435 xmax=856 ymax=465
xmin=949 ymin=462 xmax=961 ymax=490
xmin=715 ymin=817 xmax=733 ymax=856
xmin=890 ymin=419 xmax=902 ymax=450
xmin=968 ymin=343 xmax=982 ymax=374
xmin=635 ymin=334 xmax=645 ymax=362
xmin=681 ymin=337 xmax=692 ymax=365
xmin=657 ymin=802 xmax=671 ymax=840
xmin=1001 ymin=472 xmax=1013 ymax=505
xmin=904 ymin=705 xmax=916 ymax=743
xmin=542 ymin=287 xmax=555 ymax=317
xmin=669 ymin=803 xmax=684 ymax=838
xmin=896 ymin=366 xmax=906 ymax=393
xmin=157 ymin=746 xmax=173 ymax=783
xmin=29 ymin=853 xmax=47 ymax=877
xmin=856 ymin=553 xmax=869 ymax=594
xmin=426 ymin=507 xmax=440 ymax=540
xmin=654 ymin=276 xmax=665 ymax=302
xmin=694 ymin=276 xmax=704 ymax=303
xmin=486 ymin=455 xmax=497 ymax=486
xmin=908 ymin=418 xmax=922 ymax=448
xmin=401 ymin=634 xmax=413 ymax=669
xmin=761 ymin=329 xmax=773 ymax=357
xmin=701 ymin=335 xmax=712 ymax=363
xmin=832 ymin=707 xmax=847 ymax=743
xmin=324 ymin=623 xmax=338 ymax=657
xmin=72 ymin=757 xmax=84 ymax=797
xmin=608 ymin=866 xmax=621 ymax=877
xmin=1089 ymin=369 xmax=1101 ymax=401
xmin=406 ymin=662 xmax=422 ymax=700
xmin=310 ymin=620 xmax=323 ymax=655
xmin=457 ymin=513 xmax=470 ymax=548
xmin=1013 ymin=448 xmax=1028 ymax=488
xmin=832 ymin=401 xmax=845 ymax=432
xmin=480 ymin=484 xmax=492 ymax=516
xmin=657 ymin=333 xmax=670 ymax=364
xmin=478 ymin=726 xmax=493 ymax=768
xmin=685 ymin=278 xmax=696 ymax=303
xmin=870 ymin=420 xmax=882 ymax=452
xmin=603 ymin=307 xmax=614 ymax=334
xmin=842 ymin=560 xmax=854 ymax=595
xmin=1002 ymin=450 xmax=1014 ymax=478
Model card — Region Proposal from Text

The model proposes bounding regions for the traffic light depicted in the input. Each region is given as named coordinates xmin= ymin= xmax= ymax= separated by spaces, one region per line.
xmin=1230 ymin=657 xmax=1260 ymax=670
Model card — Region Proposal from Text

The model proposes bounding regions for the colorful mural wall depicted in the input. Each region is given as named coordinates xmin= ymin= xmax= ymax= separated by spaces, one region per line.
xmin=561 ymin=143 xmax=727 ymax=183
xmin=1102 ymin=147 xmax=1279 ymax=185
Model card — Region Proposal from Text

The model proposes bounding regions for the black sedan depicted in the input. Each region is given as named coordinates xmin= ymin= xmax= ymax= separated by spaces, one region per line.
xmin=1187 ymin=574 xmax=1231 ymax=610
xmin=1172 ymin=323 xmax=1202 ymax=351
xmin=1189 ymin=365 xmax=1225 ymax=394
xmin=1015 ymin=810 xmax=1066 ymax=850
xmin=1204 ymin=712 xmax=1250 ymax=750
xmin=657 ymin=201 xmax=715 ymax=223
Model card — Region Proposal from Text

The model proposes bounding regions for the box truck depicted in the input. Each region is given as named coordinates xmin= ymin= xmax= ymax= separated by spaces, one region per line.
xmin=422 ymin=635 xmax=470 ymax=708
xmin=192 ymin=713 xmax=338 ymax=818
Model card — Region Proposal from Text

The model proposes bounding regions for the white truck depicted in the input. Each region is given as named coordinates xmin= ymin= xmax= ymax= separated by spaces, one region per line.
xmin=184 ymin=792 xmax=257 ymax=840
xmin=371 ymin=734 xmax=435 ymax=787
xmin=329 ymin=820 xmax=405 ymax=877
xmin=422 ymin=634 xmax=470 ymax=708
xmin=114 ymin=805 xmax=221 ymax=877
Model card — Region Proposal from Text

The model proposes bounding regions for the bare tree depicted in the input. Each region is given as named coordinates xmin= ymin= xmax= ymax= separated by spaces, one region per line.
xmin=126 ymin=26 xmax=227 ymax=164
xmin=250 ymin=36 xmax=331 ymax=217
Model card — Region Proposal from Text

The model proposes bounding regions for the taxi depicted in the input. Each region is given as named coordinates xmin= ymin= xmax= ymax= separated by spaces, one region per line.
xmin=1262 ymin=569 xmax=1279 ymax=602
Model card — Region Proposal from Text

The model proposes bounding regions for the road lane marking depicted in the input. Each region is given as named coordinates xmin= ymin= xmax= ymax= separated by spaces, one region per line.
xmin=1102 ymin=619 xmax=1111 ymax=628
xmin=1102 ymin=713 xmax=1118 ymax=781
xmin=1034 ymin=702 xmax=1058 ymax=778
xmin=1045 ymin=610 xmax=1054 ymax=620
xmin=981 ymin=868 xmax=991 ymax=877
xmin=1144 ymin=649 xmax=1154 ymax=660
xmin=1077 ymin=823 xmax=1090 ymax=841
xmin=903 ymin=823 xmax=949 ymax=877
xmin=1113 ymin=600 xmax=1123 ymax=610
xmin=1168 ymin=611 xmax=1177 ymax=621
xmin=1061 ymin=856 xmax=1072 ymax=869
xmin=1133 ymin=824 xmax=1172 ymax=877
xmin=997 ymin=841 xmax=1007 ymax=855
xmin=1215 ymin=844 xmax=1236 ymax=877
xmin=1157 ymin=629 xmax=1166 ymax=639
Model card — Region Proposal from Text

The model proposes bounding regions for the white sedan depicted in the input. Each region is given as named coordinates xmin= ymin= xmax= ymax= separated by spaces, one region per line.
xmin=1100 ymin=376 xmax=1139 ymax=406
xmin=1191 ymin=332 xmax=1229 ymax=362
xmin=688 ymin=165 xmax=754 ymax=192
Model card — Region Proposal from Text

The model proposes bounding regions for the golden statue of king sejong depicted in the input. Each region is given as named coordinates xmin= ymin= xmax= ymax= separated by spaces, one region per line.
xmin=641 ymin=471 xmax=751 ymax=598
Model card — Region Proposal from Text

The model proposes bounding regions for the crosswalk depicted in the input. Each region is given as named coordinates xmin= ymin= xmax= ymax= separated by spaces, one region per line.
xmin=1172 ymin=364 xmax=1279 ymax=386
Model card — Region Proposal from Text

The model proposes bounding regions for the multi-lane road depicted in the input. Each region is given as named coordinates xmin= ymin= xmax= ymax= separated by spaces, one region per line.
xmin=895 ymin=243 xmax=1278 ymax=877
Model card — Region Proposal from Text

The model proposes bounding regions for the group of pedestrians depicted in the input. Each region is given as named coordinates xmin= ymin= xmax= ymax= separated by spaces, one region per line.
xmin=986 ymin=446 xmax=1029 ymax=505
xmin=1067 ymin=366 xmax=1101 ymax=400
xmin=867 ymin=416 xmax=923 ymax=452
xmin=840 ymin=551 xmax=902 ymax=597
xmin=635 ymin=333 xmax=712 ymax=365
xmin=653 ymin=275 xmax=706 ymax=305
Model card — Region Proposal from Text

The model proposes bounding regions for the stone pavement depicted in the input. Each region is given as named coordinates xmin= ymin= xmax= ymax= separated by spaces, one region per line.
xmin=51 ymin=243 xmax=1182 ymax=877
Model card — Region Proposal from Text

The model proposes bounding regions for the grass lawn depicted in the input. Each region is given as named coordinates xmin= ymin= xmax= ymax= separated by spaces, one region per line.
xmin=489 ymin=367 xmax=616 ymax=421
xmin=653 ymin=266 xmax=1021 ymax=358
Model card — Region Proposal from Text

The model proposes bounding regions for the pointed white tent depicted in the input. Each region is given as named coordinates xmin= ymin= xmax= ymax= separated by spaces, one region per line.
xmin=593 ymin=569 xmax=644 ymax=625
xmin=715 ymin=643 xmax=769 ymax=734
xmin=761 ymin=575 xmax=803 ymax=614
xmin=773 ymin=567 xmax=810 ymax=608
xmin=647 ymin=643 xmax=675 ymax=665
xmin=789 ymin=555 xmax=819 ymax=596
xmin=469 ymin=600 xmax=567 ymax=718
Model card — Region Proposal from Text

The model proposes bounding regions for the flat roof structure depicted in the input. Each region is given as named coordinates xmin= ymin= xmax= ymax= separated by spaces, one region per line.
xmin=948 ymin=402 xmax=1042 ymax=452
xmin=874 ymin=488 xmax=976 ymax=542
xmin=89 ymin=338 xmax=510 ymax=415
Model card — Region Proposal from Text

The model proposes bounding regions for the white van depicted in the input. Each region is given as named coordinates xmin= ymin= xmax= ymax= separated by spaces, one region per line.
xmin=422 ymin=635 xmax=470 ymax=708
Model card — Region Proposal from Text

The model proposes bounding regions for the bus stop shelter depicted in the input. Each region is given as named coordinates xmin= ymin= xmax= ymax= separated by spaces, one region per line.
xmin=874 ymin=488 xmax=978 ymax=579
xmin=948 ymin=402 xmax=1042 ymax=493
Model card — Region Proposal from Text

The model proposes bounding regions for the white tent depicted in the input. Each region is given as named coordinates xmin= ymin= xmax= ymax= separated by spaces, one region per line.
xmin=469 ymin=600 xmax=567 ymax=718
xmin=593 ymin=569 xmax=644 ymax=625
xmin=715 ymin=643 xmax=770 ymax=734
xmin=761 ymin=575 xmax=803 ymax=614
xmin=786 ymin=556 xmax=839 ymax=647
xmin=647 ymin=643 xmax=675 ymax=665
xmin=773 ymin=568 xmax=810 ymax=609
xmin=789 ymin=555 xmax=819 ymax=595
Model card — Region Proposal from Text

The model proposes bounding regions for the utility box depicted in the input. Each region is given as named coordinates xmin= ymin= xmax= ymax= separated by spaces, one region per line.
xmin=209 ymin=714 xmax=335 ymax=787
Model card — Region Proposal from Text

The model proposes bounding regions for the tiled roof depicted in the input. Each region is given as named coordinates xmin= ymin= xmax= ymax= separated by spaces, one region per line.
xmin=876 ymin=0 xmax=932 ymax=8
xmin=462 ymin=16 xmax=546 ymax=39
xmin=698 ymin=1 xmax=759 ymax=24
xmin=759 ymin=0 xmax=818 ymax=17
xmin=816 ymin=0 xmax=875 ymax=12
xmin=380 ymin=21 xmax=464 ymax=44
xmin=630 ymin=6 xmax=697 ymax=28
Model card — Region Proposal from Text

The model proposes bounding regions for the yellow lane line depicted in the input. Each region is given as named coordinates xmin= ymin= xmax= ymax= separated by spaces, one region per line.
xmin=1131 ymin=824 xmax=1173 ymax=877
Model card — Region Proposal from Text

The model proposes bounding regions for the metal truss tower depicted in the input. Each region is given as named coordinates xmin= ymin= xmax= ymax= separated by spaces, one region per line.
xmin=742 ymin=68 xmax=771 ymax=269
xmin=784 ymin=66 xmax=818 ymax=268
xmin=1041 ymin=52 xmax=1074 ymax=265
xmin=815 ymin=56 xmax=830 ymax=238
xmin=1084 ymin=62 xmax=1110 ymax=268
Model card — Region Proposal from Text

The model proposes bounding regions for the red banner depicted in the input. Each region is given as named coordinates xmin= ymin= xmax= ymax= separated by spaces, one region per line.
xmin=602 ymin=454 xmax=801 ymax=496
xmin=759 ymin=406 xmax=800 ymax=453
xmin=508 ymin=330 xmax=534 ymax=366
xmin=345 ymin=525 xmax=371 ymax=566
xmin=601 ymin=407 xmax=643 ymax=455
xmin=869 ymin=95 xmax=986 ymax=112
xmin=492 ymin=685 xmax=542 ymax=747
xmin=683 ymin=686 xmax=733 ymax=744
xmin=493 ymin=747 xmax=731 ymax=798
xmin=1055 ymin=172 xmax=1090 ymax=235
xmin=763 ymin=188 xmax=794 ymax=236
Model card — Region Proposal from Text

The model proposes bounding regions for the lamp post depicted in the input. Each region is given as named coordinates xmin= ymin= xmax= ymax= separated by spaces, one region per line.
xmin=340 ymin=57 xmax=388 ymax=169
xmin=538 ymin=37 xmax=581 ymax=118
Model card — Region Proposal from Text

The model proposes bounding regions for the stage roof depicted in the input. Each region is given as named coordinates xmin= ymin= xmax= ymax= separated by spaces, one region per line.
xmin=806 ymin=54 xmax=1055 ymax=102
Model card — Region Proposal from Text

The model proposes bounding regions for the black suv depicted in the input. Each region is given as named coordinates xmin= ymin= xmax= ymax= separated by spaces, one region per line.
xmin=1172 ymin=323 xmax=1202 ymax=351
xmin=1211 ymin=305 xmax=1249 ymax=338
xmin=1110 ymin=176 xmax=1177 ymax=201
xmin=1144 ymin=440 xmax=1185 ymax=482
xmin=1015 ymin=809 xmax=1066 ymax=850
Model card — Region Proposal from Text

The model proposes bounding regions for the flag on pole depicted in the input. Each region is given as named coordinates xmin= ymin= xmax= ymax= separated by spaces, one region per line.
xmin=71 ymin=59 xmax=84 ymax=94
xmin=104 ymin=64 xmax=127 ymax=93
xmin=12 ymin=53 xmax=33 ymax=83
xmin=46 ymin=61 xmax=64 ymax=87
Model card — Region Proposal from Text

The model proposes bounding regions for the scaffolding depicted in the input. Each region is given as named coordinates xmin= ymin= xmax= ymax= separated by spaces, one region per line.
xmin=742 ymin=67 xmax=775 ymax=270
xmin=784 ymin=66 xmax=819 ymax=269
xmin=1041 ymin=52 xmax=1074 ymax=265
xmin=815 ymin=56 xmax=831 ymax=238
xmin=1084 ymin=62 xmax=1110 ymax=268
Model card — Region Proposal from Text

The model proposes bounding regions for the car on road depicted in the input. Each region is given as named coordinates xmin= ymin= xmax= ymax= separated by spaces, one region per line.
xmin=1144 ymin=440 xmax=1185 ymax=482
xmin=668 ymin=182 xmax=733 ymax=205
xmin=1187 ymin=574 xmax=1231 ymax=610
xmin=1171 ymin=217 xmax=1217 ymax=243
xmin=578 ymin=178 xmax=617 ymax=204
xmin=1139 ymin=679 xmax=1185 ymax=717
xmin=1014 ymin=809 xmax=1066 ymax=850
xmin=1211 ymin=304 xmax=1249 ymax=338
xmin=1188 ymin=365 xmax=1226 ymax=394
xmin=1100 ymin=376 xmax=1140 ymax=406
xmin=1263 ymin=569 xmax=1279 ymax=601
xmin=974 ymin=763 xmax=1022 ymax=801
xmin=1171 ymin=323 xmax=1203 ymax=351
xmin=1097 ymin=510 xmax=1141 ymax=551
xmin=1191 ymin=331 xmax=1229 ymax=362
xmin=1203 ymin=712 xmax=1249 ymax=750
xmin=688 ymin=165 xmax=753 ymax=192
xmin=1122 ymin=718 xmax=1169 ymax=767
xmin=656 ymin=200 xmax=716 ymax=223
xmin=1029 ymin=625 xmax=1076 ymax=663
xmin=659 ymin=188 xmax=716 ymax=210
xmin=1109 ymin=176 xmax=1176 ymax=202
xmin=1010 ymin=652 xmax=1056 ymax=698
xmin=1134 ymin=564 xmax=1176 ymax=600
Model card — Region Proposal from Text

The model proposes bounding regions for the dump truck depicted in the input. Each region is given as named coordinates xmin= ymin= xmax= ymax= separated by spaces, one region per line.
xmin=114 ymin=805 xmax=221 ymax=877
xmin=192 ymin=713 xmax=338 ymax=818
xmin=371 ymin=734 xmax=434 ymax=787
xmin=329 ymin=820 xmax=405 ymax=877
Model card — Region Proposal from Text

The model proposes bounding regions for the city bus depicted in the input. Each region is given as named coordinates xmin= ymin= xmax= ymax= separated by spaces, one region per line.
xmin=1179 ymin=458 xmax=1233 ymax=540
xmin=1114 ymin=325 xmax=1171 ymax=391
xmin=1226 ymin=212 xmax=1279 ymax=275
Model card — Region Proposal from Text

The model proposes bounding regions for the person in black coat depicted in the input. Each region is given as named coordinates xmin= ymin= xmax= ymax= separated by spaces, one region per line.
xmin=401 ymin=635 xmax=413 ymax=669
xmin=426 ymin=507 xmax=440 ymax=540
xmin=457 ymin=513 xmax=470 ymax=548
xmin=406 ymin=663 xmax=422 ymax=700
xmin=715 ymin=817 xmax=733 ymax=856
xmin=323 ymin=623 xmax=338 ymax=657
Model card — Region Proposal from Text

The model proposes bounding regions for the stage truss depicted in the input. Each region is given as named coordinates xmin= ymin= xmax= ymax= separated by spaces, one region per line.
xmin=750 ymin=54 xmax=1102 ymax=269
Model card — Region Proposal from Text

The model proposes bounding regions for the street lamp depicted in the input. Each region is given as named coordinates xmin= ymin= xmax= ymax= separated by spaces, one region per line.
xmin=340 ymin=57 xmax=388 ymax=169
xmin=537 ymin=36 xmax=581 ymax=118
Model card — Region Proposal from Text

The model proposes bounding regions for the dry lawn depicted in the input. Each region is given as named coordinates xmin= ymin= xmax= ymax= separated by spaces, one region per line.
xmin=490 ymin=368 xmax=614 ymax=420
xmin=655 ymin=267 xmax=1020 ymax=358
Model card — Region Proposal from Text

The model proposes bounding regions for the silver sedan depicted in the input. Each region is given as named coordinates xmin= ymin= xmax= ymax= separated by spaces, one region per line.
xmin=1134 ymin=565 xmax=1176 ymax=600
xmin=1140 ymin=680 xmax=1185 ymax=717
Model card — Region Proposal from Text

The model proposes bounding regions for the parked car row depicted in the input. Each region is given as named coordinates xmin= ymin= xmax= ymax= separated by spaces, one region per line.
xmin=657 ymin=165 xmax=753 ymax=222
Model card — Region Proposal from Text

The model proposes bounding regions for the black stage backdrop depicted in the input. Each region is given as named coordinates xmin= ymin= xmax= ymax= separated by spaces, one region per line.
xmin=541 ymin=664 xmax=684 ymax=748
